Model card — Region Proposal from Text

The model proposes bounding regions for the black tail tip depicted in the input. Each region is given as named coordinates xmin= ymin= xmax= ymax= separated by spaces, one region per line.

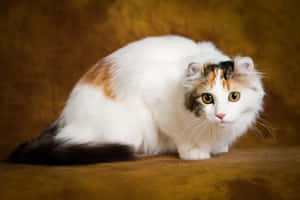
xmin=7 ymin=142 xmax=30 ymax=163
xmin=7 ymin=141 xmax=136 ymax=165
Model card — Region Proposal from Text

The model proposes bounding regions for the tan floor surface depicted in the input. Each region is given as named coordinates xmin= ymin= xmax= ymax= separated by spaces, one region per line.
xmin=1 ymin=147 xmax=299 ymax=200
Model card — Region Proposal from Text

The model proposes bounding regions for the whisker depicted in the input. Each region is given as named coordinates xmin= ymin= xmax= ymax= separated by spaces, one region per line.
xmin=252 ymin=116 xmax=276 ymax=139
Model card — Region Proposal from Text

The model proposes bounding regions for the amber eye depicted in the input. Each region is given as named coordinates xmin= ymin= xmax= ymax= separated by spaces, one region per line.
xmin=228 ymin=91 xmax=240 ymax=102
xmin=201 ymin=93 xmax=214 ymax=104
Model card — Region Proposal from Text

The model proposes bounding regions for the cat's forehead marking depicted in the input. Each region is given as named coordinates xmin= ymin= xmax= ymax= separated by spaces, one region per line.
xmin=222 ymin=79 xmax=231 ymax=90
xmin=202 ymin=61 xmax=235 ymax=90
xmin=206 ymin=66 xmax=218 ymax=88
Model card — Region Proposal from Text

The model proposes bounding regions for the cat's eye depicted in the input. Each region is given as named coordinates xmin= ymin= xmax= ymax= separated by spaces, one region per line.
xmin=228 ymin=91 xmax=240 ymax=102
xmin=201 ymin=93 xmax=214 ymax=104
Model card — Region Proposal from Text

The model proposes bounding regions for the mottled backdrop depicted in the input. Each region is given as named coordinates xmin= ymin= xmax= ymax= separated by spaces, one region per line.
xmin=1 ymin=0 xmax=300 ymax=159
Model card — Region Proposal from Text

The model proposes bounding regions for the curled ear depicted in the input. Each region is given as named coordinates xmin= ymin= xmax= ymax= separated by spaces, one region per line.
xmin=186 ymin=62 xmax=202 ymax=77
xmin=234 ymin=56 xmax=254 ymax=74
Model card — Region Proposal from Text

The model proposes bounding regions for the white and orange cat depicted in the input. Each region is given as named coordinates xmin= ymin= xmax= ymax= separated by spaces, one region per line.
xmin=9 ymin=35 xmax=264 ymax=165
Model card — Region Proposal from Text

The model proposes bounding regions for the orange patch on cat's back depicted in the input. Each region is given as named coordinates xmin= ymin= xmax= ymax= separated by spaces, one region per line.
xmin=80 ymin=60 xmax=116 ymax=99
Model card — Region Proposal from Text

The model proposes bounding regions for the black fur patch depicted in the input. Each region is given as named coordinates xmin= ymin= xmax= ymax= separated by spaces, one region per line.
xmin=39 ymin=122 xmax=59 ymax=137
xmin=8 ymin=123 xmax=135 ymax=165
xmin=185 ymin=91 xmax=203 ymax=116
xmin=203 ymin=61 xmax=234 ymax=80
xmin=219 ymin=61 xmax=234 ymax=80
xmin=203 ymin=64 xmax=218 ymax=77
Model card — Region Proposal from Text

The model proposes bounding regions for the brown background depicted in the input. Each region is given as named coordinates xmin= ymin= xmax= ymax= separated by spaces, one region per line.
xmin=1 ymin=0 xmax=300 ymax=159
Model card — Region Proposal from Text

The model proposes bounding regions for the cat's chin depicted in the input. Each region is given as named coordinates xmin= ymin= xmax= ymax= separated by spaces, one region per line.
xmin=217 ymin=121 xmax=234 ymax=127
xmin=208 ymin=120 xmax=234 ymax=127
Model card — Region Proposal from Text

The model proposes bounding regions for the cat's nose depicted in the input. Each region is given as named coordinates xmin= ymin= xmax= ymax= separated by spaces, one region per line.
xmin=216 ymin=113 xmax=225 ymax=120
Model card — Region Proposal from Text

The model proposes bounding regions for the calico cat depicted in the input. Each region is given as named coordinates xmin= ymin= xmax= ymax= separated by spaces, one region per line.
xmin=9 ymin=35 xmax=264 ymax=165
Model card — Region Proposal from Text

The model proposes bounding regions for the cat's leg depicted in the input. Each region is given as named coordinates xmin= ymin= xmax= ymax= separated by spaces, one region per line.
xmin=177 ymin=144 xmax=211 ymax=160
xmin=211 ymin=145 xmax=229 ymax=155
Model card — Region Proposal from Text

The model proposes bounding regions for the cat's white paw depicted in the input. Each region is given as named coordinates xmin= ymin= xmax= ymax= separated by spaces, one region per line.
xmin=211 ymin=145 xmax=229 ymax=155
xmin=179 ymin=148 xmax=211 ymax=160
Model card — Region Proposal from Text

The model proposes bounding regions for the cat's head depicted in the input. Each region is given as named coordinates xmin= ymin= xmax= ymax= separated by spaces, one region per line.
xmin=183 ymin=57 xmax=264 ymax=127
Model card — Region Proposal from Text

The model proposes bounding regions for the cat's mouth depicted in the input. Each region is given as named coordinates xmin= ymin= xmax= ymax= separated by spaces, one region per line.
xmin=218 ymin=120 xmax=233 ymax=127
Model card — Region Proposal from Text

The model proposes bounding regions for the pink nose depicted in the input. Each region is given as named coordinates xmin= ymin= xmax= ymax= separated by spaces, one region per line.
xmin=216 ymin=113 xmax=225 ymax=120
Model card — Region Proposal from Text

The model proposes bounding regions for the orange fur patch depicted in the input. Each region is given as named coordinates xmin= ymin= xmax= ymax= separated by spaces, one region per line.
xmin=80 ymin=60 xmax=116 ymax=99
xmin=202 ymin=63 xmax=209 ymax=69
xmin=222 ymin=79 xmax=231 ymax=90
xmin=207 ymin=68 xmax=218 ymax=88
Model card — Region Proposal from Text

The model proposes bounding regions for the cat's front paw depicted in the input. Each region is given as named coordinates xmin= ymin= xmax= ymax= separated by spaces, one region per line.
xmin=211 ymin=145 xmax=229 ymax=155
xmin=179 ymin=148 xmax=211 ymax=160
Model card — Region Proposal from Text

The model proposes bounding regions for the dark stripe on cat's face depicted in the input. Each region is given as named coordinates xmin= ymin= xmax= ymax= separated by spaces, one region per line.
xmin=203 ymin=64 xmax=219 ymax=77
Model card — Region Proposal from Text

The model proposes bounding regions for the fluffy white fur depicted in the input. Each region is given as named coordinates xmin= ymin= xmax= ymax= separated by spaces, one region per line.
xmin=55 ymin=35 xmax=264 ymax=160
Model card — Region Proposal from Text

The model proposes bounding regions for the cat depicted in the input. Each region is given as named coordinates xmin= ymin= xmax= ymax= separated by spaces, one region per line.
xmin=8 ymin=35 xmax=265 ymax=165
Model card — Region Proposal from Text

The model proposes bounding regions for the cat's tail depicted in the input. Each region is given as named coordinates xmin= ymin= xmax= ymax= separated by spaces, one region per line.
xmin=7 ymin=123 xmax=135 ymax=165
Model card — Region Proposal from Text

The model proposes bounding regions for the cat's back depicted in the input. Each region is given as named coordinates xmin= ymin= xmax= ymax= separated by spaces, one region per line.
xmin=109 ymin=35 xmax=200 ymax=63
xmin=79 ymin=35 xmax=228 ymax=100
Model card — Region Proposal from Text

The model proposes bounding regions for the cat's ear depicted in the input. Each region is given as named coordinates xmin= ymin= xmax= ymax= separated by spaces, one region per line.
xmin=234 ymin=56 xmax=254 ymax=74
xmin=186 ymin=63 xmax=202 ymax=77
